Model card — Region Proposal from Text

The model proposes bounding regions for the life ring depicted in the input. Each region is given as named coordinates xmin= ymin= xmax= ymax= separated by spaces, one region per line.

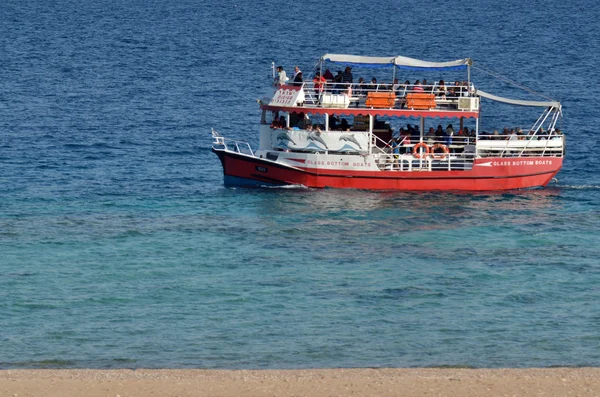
xmin=412 ymin=142 xmax=430 ymax=158
xmin=431 ymin=143 xmax=449 ymax=159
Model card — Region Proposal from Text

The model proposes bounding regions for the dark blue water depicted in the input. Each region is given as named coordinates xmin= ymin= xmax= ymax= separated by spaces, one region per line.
xmin=1 ymin=0 xmax=599 ymax=369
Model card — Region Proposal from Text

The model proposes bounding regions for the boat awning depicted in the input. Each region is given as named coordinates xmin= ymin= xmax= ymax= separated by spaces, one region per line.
xmin=393 ymin=56 xmax=470 ymax=71
xmin=476 ymin=89 xmax=561 ymax=108
xmin=321 ymin=54 xmax=395 ymax=69
xmin=321 ymin=53 xmax=470 ymax=70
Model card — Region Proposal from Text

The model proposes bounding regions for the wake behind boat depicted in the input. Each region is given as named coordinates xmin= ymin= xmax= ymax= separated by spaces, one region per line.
xmin=212 ymin=53 xmax=564 ymax=191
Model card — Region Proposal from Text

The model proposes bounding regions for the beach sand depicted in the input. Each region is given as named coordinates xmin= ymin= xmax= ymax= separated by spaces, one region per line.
xmin=1 ymin=368 xmax=599 ymax=397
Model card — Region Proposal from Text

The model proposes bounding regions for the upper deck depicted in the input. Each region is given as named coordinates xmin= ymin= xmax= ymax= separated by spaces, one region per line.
xmin=261 ymin=81 xmax=481 ymax=119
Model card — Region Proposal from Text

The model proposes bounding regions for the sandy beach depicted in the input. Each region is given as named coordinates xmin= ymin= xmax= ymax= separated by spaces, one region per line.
xmin=1 ymin=368 xmax=599 ymax=397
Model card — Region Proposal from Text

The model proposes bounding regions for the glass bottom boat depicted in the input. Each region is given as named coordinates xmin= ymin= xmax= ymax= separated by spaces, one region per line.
xmin=213 ymin=53 xmax=564 ymax=191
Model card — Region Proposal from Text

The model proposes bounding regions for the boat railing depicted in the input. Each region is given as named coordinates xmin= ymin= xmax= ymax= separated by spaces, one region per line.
xmin=371 ymin=150 xmax=476 ymax=172
xmin=212 ymin=129 xmax=254 ymax=156
xmin=369 ymin=133 xmax=563 ymax=170
xmin=476 ymin=133 xmax=564 ymax=158
xmin=299 ymin=81 xmax=474 ymax=109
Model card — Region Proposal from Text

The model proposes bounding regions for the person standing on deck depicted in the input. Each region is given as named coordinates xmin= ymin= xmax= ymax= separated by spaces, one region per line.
xmin=292 ymin=66 xmax=303 ymax=86
xmin=275 ymin=66 xmax=288 ymax=86
xmin=313 ymin=72 xmax=326 ymax=104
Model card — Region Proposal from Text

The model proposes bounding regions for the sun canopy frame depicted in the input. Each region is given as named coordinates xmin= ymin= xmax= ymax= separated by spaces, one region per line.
xmin=476 ymin=89 xmax=561 ymax=108
xmin=321 ymin=53 xmax=471 ymax=71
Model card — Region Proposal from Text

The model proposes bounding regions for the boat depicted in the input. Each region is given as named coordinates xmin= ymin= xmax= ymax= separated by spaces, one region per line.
xmin=212 ymin=53 xmax=564 ymax=191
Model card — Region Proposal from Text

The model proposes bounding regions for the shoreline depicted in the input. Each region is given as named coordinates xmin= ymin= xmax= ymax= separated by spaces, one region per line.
xmin=2 ymin=368 xmax=599 ymax=396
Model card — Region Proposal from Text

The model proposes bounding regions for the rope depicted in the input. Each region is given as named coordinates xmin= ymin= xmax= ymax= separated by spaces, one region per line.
xmin=472 ymin=62 xmax=557 ymax=102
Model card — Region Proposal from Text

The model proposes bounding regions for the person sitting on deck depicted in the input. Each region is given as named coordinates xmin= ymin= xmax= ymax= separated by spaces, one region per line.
xmin=367 ymin=77 xmax=378 ymax=91
xmin=436 ymin=80 xmax=448 ymax=97
xmin=434 ymin=125 xmax=444 ymax=143
xmin=457 ymin=127 xmax=470 ymax=145
xmin=425 ymin=127 xmax=436 ymax=144
xmin=392 ymin=78 xmax=401 ymax=94
xmin=413 ymin=80 xmax=424 ymax=92
xmin=340 ymin=118 xmax=350 ymax=131
xmin=355 ymin=77 xmax=365 ymax=94
xmin=402 ymin=80 xmax=410 ymax=95
xmin=328 ymin=114 xmax=339 ymax=131
xmin=270 ymin=118 xmax=281 ymax=129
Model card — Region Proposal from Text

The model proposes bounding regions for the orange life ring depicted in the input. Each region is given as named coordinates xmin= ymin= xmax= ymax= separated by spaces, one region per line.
xmin=412 ymin=142 xmax=430 ymax=158
xmin=431 ymin=143 xmax=449 ymax=159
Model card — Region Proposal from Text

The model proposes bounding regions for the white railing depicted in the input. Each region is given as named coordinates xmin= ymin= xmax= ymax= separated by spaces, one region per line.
xmin=369 ymin=134 xmax=563 ymax=171
xmin=211 ymin=129 xmax=254 ymax=156
xmin=477 ymin=133 xmax=564 ymax=158
xmin=298 ymin=82 xmax=473 ymax=109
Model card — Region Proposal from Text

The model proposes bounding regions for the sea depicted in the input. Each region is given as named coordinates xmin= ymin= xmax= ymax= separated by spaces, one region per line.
xmin=1 ymin=0 xmax=600 ymax=370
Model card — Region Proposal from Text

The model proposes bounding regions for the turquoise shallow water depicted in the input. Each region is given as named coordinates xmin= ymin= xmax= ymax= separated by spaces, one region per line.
xmin=1 ymin=0 xmax=600 ymax=369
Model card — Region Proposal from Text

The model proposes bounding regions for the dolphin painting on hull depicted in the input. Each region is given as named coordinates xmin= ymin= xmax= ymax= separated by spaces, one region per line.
xmin=339 ymin=134 xmax=362 ymax=149
xmin=307 ymin=131 xmax=328 ymax=149
xmin=276 ymin=132 xmax=296 ymax=146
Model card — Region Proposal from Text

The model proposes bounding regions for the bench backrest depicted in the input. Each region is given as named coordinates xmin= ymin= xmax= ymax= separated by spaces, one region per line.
xmin=406 ymin=93 xmax=436 ymax=109
xmin=365 ymin=92 xmax=396 ymax=108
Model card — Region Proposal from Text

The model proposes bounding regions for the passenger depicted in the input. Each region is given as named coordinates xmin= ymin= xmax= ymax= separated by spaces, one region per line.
xmin=292 ymin=66 xmax=303 ymax=86
xmin=400 ymin=129 xmax=411 ymax=153
xmin=356 ymin=77 xmax=366 ymax=93
xmin=435 ymin=125 xmax=444 ymax=143
xmin=392 ymin=78 xmax=401 ymax=94
xmin=342 ymin=66 xmax=353 ymax=84
xmin=459 ymin=127 xmax=470 ymax=145
xmin=422 ymin=79 xmax=429 ymax=92
xmin=436 ymin=80 xmax=448 ymax=97
xmin=340 ymin=118 xmax=350 ymax=131
xmin=368 ymin=77 xmax=378 ymax=91
xmin=445 ymin=124 xmax=455 ymax=148
xmin=538 ymin=127 xmax=546 ymax=140
xmin=413 ymin=80 xmax=424 ymax=92
xmin=313 ymin=72 xmax=326 ymax=97
xmin=449 ymin=81 xmax=461 ymax=96
xmin=462 ymin=81 xmax=471 ymax=96
xmin=279 ymin=115 xmax=287 ymax=129
xmin=323 ymin=69 xmax=334 ymax=81
xmin=334 ymin=71 xmax=344 ymax=93
xmin=425 ymin=127 xmax=436 ymax=145
xmin=328 ymin=114 xmax=339 ymax=130
xmin=275 ymin=66 xmax=288 ymax=86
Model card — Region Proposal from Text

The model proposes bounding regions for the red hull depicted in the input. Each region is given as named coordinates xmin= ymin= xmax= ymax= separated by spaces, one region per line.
xmin=214 ymin=149 xmax=562 ymax=191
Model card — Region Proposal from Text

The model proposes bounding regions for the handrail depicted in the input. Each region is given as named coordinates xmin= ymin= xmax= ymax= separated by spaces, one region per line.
xmin=212 ymin=129 xmax=254 ymax=156
xmin=301 ymin=81 xmax=472 ymax=96
xmin=298 ymin=81 xmax=473 ymax=110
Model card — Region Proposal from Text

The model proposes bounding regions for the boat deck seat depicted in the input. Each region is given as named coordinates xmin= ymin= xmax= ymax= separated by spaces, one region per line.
xmin=406 ymin=93 xmax=437 ymax=109
xmin=365 ymin=92 xmax=396 ymax=108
